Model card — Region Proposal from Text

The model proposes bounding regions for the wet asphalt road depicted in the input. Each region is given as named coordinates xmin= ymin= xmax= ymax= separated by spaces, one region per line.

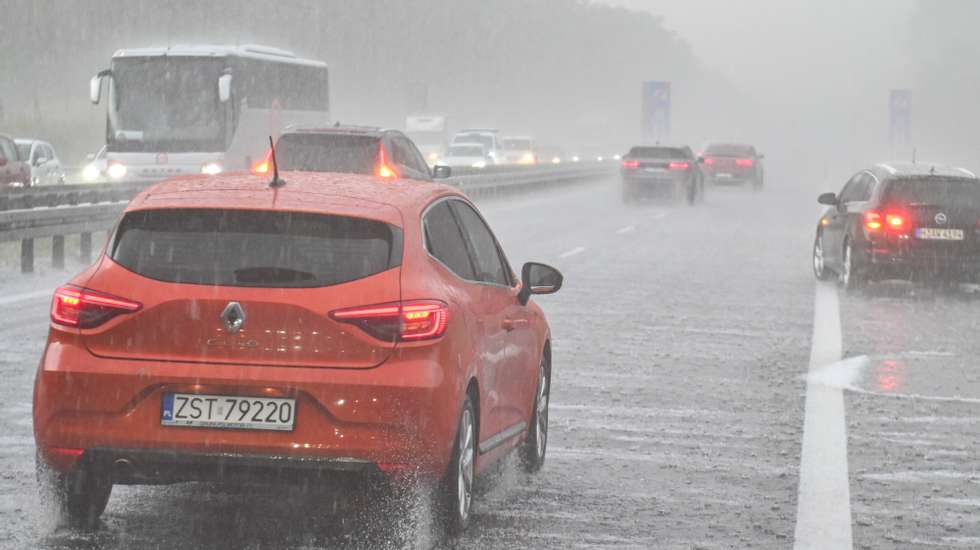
xmin=0 ymin=176 xmax=978 ymax=549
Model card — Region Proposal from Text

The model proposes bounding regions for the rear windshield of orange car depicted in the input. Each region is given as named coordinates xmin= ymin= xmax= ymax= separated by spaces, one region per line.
xmin=110 ymin=209 xmax=402 ymax=287
xmin=627 ymin=147 xmax=690 ymax=159
xmin=882 ymin=178 xmax=980 ymax=209
xmin=276 ymin=133 xmax=380 ymax=175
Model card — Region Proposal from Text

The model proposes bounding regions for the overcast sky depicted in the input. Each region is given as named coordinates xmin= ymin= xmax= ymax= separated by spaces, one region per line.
xmin=594 ymin=0 xmax=920 ymax=176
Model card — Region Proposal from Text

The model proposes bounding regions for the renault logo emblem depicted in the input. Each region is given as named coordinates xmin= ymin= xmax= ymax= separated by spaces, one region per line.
xmin=935 ymin=212 xmax=948 ymax=225
xmin=221 ymin=302 xmax=246 ymax=334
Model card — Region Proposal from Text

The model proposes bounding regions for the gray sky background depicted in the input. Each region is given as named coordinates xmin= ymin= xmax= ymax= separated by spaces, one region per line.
xmin=594 ymin=0 xmax=920 ymax=179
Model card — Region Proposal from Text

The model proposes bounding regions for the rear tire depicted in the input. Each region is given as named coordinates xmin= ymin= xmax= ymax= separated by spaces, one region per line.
xmin=813 ymin=232 xmax=834 ymax=281
xmin=839 ymin=238 xmax=866 ymax=291
xmin=37 ymin=454 xmax=112 ymax=528
xmin=520 ymin=357 xmax=550 ymax=473
xmin=438 ymin=396 xmax=476 ymax=537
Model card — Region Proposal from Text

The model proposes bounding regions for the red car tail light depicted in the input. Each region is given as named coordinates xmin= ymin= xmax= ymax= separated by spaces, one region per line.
xmin=621 ymin=160 xmax=640 ymax=168
xmin=376 ymin=147 xmax=399 ymax=179
xmin=735 ymin=158 xmax=754 ymax=167
xmin=703 ymin=157 xmax=716 ymax=165
xmin=668 ymin=161 xmax=690 ymax=170
xmin=331 ymin=300 xmax=449 ymax=342
xmin=51 ymin=285 xmax=142 ymax=328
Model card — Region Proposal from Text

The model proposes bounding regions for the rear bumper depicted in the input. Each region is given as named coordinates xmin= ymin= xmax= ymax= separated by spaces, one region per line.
xmin=82 ymin=447 xmax=386 ymax=486
xmin=34 ymin=342 xmax=461 ymax=483
xmin=866 ymin=246 xmax=980 ymax=278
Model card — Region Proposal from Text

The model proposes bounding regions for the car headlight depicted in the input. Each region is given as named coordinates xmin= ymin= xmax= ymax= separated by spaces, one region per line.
xmin=427 ymin=152 xmax=440 ymax=162
xmin=81 ymin=163 xmax=101 ymax=182
xmin=472 ymin=160 xmax=487 ymax=169
xmin=201 ymin=161 xmax=223 ymax=175
xmin=106 ymin=162 xmax=127 ymax=180
xmin=551 ymin=157 xmax=561 ymax=164
xmin=520 ymin=152 xmax=535 ymax=164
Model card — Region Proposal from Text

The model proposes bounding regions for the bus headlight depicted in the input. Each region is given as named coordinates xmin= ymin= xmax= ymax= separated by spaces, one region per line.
xmin=471 ymin=160 xmax=487 ymax=169
xmin=201 ymin=162 xmax=223 ymax=175
xmin=106 ymin=162 xmax=127 ymax=180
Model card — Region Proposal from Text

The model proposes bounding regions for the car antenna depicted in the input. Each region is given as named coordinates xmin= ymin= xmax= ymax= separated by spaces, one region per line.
xmin=267 ymin=136 xmax=286 ymax=188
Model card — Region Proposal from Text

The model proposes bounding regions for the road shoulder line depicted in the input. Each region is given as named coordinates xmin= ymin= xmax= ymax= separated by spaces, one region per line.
xmin=793 ymin=282 xmax=853 ymax=550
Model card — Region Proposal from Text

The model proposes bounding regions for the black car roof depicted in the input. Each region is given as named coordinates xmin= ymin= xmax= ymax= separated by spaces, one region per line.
xmin=871 ymin=162 xmax=977 ymax=181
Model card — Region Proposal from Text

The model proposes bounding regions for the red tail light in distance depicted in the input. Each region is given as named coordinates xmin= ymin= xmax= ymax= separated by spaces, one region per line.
xmin=621 ymin=160 xmax=640 ymax=168
xmin=668 ymin=161 xmax=690 ymax=170
xmin=735 ymin=158 xmax=754 ymax=167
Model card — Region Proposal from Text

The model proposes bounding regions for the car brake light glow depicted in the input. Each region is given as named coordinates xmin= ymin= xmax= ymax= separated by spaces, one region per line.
xmin=330 ymin=300 xmax=449 ymax=342
xmin=864 ymin=211 xmax=882 ymax=231
xmin=621 ymin=160 xmax=640 ymax=168
xmin=885 ymin=213 xmax=905 ymax=229
xmin=703 ymin=157 xmax=715 ymax=165
xmin=252 ymin=149 xmax=272 ymax=174
xmin=668 ymin=161 xmax=690 ymax=170
xmin=735 ymin=158 xmax=754 ymax=167
xmin=51 ymin=285 xmax=142 ymax=328
xmin=376 ymin=147 xmax=399 ymax=179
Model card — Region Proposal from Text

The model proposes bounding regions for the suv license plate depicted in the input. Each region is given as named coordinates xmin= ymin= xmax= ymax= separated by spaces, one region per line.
xmin=161 ymin=393 xmax=296 ymax=431
xmin=915 ymin=228 xmax=964 ymax=240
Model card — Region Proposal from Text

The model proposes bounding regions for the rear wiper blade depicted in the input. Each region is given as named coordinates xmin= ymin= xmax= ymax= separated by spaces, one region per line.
xmin=234 ymin=267 xmax=314 ymax=284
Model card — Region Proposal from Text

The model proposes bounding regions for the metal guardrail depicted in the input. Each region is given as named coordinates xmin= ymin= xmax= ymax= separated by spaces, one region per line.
xmin=1 ymin=163 xmax=615 ymax=273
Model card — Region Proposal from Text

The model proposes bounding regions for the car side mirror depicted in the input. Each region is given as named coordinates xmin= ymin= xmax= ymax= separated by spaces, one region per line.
xmin=817 ymin=192 xmax=838 ymax=206
xmin=35 ymin=156 xmax=49 ymax=166
xmin=758 ymin=154 xmax=765 ymax=159
xmin=432 ymin=165 xmax=451 ymax=179
xmin=518 ymin=262 xmax=563 ymax=306
xmin=89 ymin=75 xmax=103 ymax=104
xmin=218 ymin=74 xmax=232 ymax=103
xmin=697 ymin=156 xmax=705 ymax=164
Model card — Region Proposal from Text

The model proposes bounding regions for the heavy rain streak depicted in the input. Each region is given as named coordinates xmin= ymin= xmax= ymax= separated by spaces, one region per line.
xmin=3 ymin=1 xmax=980 ymax=549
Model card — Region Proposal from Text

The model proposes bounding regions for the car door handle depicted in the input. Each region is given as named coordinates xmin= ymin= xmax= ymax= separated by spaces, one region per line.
xmin=502 ymin=318 xmax=528 ymax=331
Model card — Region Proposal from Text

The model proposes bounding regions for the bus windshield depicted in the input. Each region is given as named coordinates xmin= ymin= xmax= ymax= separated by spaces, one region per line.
xmin=108 ymin=57 xmax=226 ymax=153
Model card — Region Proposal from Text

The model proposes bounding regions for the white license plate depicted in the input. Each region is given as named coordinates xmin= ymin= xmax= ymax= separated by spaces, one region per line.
xmin=715 ymin=173 xmax=733 ymax=178
xmin=915 ymin=228 xmax=964 ymax=240
xmin=162 ymin=393 xmax=296 ymax=431
xmin=644 ymin=167 xmax=665 ymax=173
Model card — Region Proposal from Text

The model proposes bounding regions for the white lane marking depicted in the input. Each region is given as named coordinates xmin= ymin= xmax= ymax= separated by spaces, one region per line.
xmin=616 ymin=225 xmax=635 ymax=235
xmin=559 ymin=246 xmax=586 ymax=258
xmin=650 ymin=212 xmax=667 ymax=220
xmin=794 ymin=282 xmax=853 ymax=550
xmin=0 ymin=288 xmax=53 ymax=306
xmin=847 ymin=387 xmax=980 ymax=405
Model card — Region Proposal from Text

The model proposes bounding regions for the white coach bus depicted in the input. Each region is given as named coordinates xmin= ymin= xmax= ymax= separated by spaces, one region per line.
xmin=88 ymin=44 xmax=329 ymax=182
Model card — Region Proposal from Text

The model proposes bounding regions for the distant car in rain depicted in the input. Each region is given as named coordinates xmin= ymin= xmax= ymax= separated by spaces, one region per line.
xmin=15 ymin=138 xmax=66 ymax=186
xmin=34 ymin=168 xmax=563 ymax=535
xmin=0 ymin=133 xmax=31 ymax=188
xmin=256 ymin=125 xmax=450 ymax=181
xmin=80 ymin=146 xmax=109 ymax=183
xmin=813 ymin=162 xmax=980 ymax=289
xmin=451 ymin=129 xmax=502 ymax=165
xmin=501 ymin=136 xmax=537 ymax=165
xmin=439 ymin=142 xmax=492 ymax=169
xmin=620 ymin=145 xmax=705 ymax=205
xmin=700 ymin=142 xmax=764 ymax=189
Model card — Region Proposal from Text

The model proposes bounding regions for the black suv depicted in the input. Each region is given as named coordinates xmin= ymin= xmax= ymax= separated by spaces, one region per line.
xmin=620 ymin=145 xmax=704 ymax=205
xmin=813 ymin=162 xmax=980 ymax=288
xmin=262 ymin=126 xmax=451 ymax=181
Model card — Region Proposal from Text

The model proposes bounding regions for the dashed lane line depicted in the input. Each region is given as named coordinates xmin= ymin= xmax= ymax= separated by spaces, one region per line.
xmin=794 ymin=282 xmax=853 ymax=550
xmin=559 ymin=246 xmax=586 ymax=259
xmin=615 ymin=225 xmax=635 ymax=235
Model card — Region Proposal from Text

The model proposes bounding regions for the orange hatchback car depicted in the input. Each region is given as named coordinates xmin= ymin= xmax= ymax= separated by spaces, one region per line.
xmin=33 ymin=170 xmax=562 ymax=532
